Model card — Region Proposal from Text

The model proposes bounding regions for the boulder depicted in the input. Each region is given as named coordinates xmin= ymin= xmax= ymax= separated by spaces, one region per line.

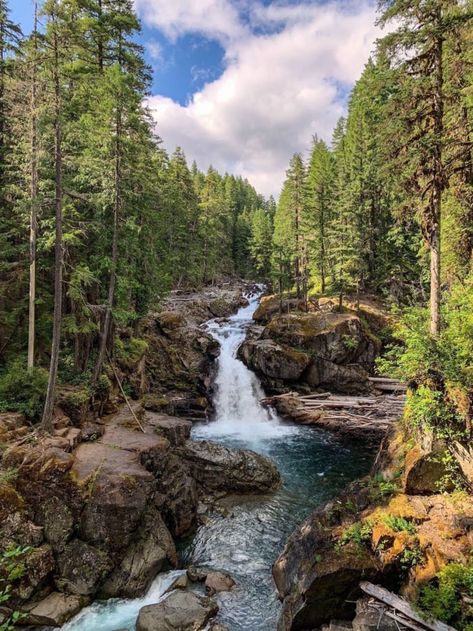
xmin=156 ymin=453 xmax=199 ymax=537
xmin=238 ymin=339 xmax=310 ymax=382
xmin=403 ymin=434 xmax=454 ymax=495
xmin=252 ymin=295 xmax=306 ymax=323
xmin=56 ymin=539 xmax=113 ymax=595
xmin=209 ymin=625 xmax=230 ymax=631
xmin=148 ymin=414 xmax=193 ymax=446
xmin=205 ymin=571 xmax=235 ymax=596
xmin=180 ymin=440 xmax=281 ymax=494
xmin=72 ymin=442 xmax=155 ymax=552
xmin=164 ymin=573 xmax=188 ymax=594
xmin=40 ymin=495 xmax=74 ymax=549
xmin=99 ymin=507 xmax=177 ymax=599
xmin=136 ymin=591 xmax=218 ymax=631
xmin=24 ymin=592 xmax=86 ymax=627
xmin=187 ymin=567 xmax=208 ymax=583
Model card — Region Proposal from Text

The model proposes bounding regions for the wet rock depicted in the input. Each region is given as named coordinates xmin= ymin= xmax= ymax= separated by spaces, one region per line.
xmin=23 ymin=592 xmax=87 ymax=627
xmin=239 ymin=339 xmax=310 ymax=382
xmin=56 ymin=539 xmax=113 ymax=596
xmin=156 ymin=453 xmax=198 ymax=537
xmin=187 ymin=567 xmax=208 ymax=582
xmin=99 ymin=507 xmax=177 ymax=599
xmin=209 ymin=625 xmax=230 ymax=631
xmin=164 ymin=573 xmax=188 ymax=593
xmin=205 ymin=571 xmax=236 ymax=595
xmin=180 ymin=440 xmax=281 ymax=494
xmin=148 ymin=414 xmax=193 ymax=446
xmin=136 ymin=591 xmax=218 ymax=631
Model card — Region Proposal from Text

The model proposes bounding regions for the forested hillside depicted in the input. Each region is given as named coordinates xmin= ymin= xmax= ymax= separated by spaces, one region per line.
xmin=0 ymin=0 xmax=275 ymax=428
xmin=0 ymin=0 xmax=472 ymax=439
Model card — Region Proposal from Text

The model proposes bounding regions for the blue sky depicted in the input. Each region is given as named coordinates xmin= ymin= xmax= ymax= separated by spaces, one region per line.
xmin=11 ymin=0 xmax=380 ymax=196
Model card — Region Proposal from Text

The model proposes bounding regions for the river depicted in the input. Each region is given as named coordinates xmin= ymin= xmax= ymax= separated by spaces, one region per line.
xmin=62 ymin=292 xmax=373 ymax=631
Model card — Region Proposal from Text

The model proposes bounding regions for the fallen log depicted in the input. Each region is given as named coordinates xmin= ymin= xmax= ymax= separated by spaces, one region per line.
xmin=359 ymin=582 xmax=456 ymax=631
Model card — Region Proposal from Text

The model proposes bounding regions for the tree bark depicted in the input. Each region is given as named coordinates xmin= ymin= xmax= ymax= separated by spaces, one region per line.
xmin=93 ymin=73 xmax=122 ymax=382
xmin=27 ymin=2 xmax=39 ymax=370
xmin=430 ymin=15 xmax=443 ymax=338
xmin=42 ymin=14 xmax=64 ymax=430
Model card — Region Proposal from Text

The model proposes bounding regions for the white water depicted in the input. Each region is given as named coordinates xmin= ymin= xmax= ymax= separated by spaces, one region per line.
xmin=61 ymin=571 xmax=184 ymax=631
xmin=193 ymin=292 xmax=295 ymax=446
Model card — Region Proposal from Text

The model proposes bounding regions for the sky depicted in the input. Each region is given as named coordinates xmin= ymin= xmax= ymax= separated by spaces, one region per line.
xmin=12 ymin=0 xmax=382 ymax=197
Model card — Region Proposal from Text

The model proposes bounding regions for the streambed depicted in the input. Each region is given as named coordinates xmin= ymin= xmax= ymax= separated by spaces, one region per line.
xmin=62 ymin=294 xmax=373 ymax=631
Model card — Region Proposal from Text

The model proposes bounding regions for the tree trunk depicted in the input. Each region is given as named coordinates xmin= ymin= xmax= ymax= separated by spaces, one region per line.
xmin=27 ymin=2 xmax=39 ymax=370
xmin=430 ymin=18 xmax=443 ymax=338
xmin=93 ymin=80 xmax=122 ymax=382
xmin=42 ymin=18 xmax=64 ymax=431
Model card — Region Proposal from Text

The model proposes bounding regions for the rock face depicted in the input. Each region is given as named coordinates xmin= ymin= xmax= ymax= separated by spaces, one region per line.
xmin=273 ymin=485 xmax=386 ymax=631
xmin=0 ymin=395 xmax=281 ymax=626
xmin=140 ymin=281 xmax=251 ymax=420
xmin=240 ymin=310 xmax=380 ymax=394
xmin=136 ymin=591 xmax=218 ymax=631
xmin=180 ymin=440 xmax=281 ymax=494
xmin=274 ymin=427 xmax=473 ymax=631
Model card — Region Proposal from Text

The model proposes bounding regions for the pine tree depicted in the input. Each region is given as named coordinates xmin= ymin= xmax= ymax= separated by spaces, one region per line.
xmin=378 ymin=0 xmax=472 ymax=335
xmin=305 ymin=136 xmax=334 ymax=293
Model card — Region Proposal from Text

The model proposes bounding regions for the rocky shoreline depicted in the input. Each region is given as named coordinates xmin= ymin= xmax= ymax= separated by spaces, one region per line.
xmin=0 ymin=279 xmax=275 ymax=629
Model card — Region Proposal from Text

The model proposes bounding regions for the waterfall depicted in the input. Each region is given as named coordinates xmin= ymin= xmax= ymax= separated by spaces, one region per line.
xmin=193 ymin=292 xmax=294 ymax=444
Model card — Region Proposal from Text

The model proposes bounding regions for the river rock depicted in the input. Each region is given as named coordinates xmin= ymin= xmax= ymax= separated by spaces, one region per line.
xmin=180 ymin=440 xmax=281 ymax=494
xmin=23 ymin=592 xmax=87 ymax=627
xmin=136 ymin=591 xmax=218 ymax=631
xmin=205 ymin=571 xmax=236 ymax=595
xmin=238 ymin=339 xmax=310 ymax=382
xmin=99 ymin=507 xmax=177 ymax=599
xmin=164 ymin=573 xmax=189 ymax=593
xmin=56 ymin=539 xmax=113 ymax=596
xmin=187 ymin=567 xmax=208 ymax=582
xmin=240 ymin=311 xmax=379 ymax=394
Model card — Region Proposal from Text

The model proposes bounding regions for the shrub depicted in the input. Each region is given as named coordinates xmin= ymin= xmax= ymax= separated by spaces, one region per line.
xmin=383 ymin=514 xmax=417 ymax=535
xmin=0 ymin=546 xmax=31 ymax=631
xmin=417 ymin=562 xmax=473 ymax=630
xmin=336 ymin=520 xmax=373 ymax=550
xmin=0 ymin=361 xmax=48 ymax=421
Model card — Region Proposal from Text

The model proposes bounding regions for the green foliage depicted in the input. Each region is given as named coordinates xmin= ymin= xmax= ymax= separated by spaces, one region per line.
xmin=0 ymin=546 xmax=31 ymax=631
xmin=383 ymin=515 xmax=417 ymax=535
xmin=0 ymin=361 xmax=48 ymax=421
xmin=368 ymin=474 xmax=400 ymax=501
xmin=417 ymin=562 xmax=473 ymax=630
xmin=399 ymin=544 xmax=423 ymax=571
xmin=336 ymin=520 xmax=373 ymax=550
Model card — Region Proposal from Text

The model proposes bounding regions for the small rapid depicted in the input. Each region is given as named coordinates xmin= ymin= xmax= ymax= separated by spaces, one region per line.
xmin=61 ymin=291 xmax=373 ymax=631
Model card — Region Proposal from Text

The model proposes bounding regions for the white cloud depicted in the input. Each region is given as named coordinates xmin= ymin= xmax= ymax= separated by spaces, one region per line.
xmin=140 ymin=1 xmax=381 ymax=197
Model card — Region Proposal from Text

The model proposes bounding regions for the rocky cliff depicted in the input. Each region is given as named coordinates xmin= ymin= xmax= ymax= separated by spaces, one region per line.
xmin=238 ymin=295 xmax=383 ymax=395
xmin=273 ymin=425 xmax=473 ymax=630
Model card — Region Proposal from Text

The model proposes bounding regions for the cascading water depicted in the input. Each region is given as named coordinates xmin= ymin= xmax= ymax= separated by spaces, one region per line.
xmin=61 ymin=291 xmax=373 ymax=631
xmin=194 ymin=291 xmax=293 ymax=444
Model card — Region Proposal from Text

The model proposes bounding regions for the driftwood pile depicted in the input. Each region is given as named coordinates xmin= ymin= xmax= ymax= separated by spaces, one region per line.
xmin=358 ymin=582 xmax=456 ymax=631
xmin=263 ymin=378 xmax=406 ymax=442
